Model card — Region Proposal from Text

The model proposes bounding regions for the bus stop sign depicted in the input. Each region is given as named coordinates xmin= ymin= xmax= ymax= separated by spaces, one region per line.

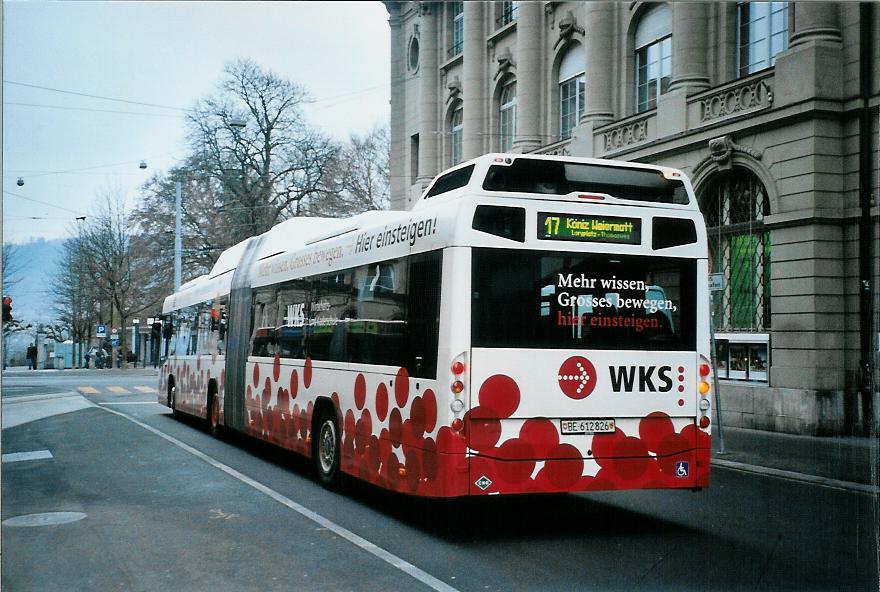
xmin=708 ymin=273 xmax=725 ymax=292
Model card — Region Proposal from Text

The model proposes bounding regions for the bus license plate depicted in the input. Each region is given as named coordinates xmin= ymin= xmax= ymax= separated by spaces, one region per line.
xmin=560 ymin=419 xmax=616 ymax=435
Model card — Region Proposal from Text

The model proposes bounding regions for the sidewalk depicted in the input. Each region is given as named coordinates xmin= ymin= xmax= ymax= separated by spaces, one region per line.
xmin=711 ymin=425 xmax=879 ymax=493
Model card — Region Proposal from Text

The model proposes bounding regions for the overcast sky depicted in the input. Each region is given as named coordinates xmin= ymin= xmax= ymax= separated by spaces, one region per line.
xmin=2 ymin=1 xmax=391 ymax=244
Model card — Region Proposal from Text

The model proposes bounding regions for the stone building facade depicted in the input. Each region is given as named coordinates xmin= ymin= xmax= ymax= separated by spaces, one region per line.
xmin=383 ymin=1 xmax=879 ymax=436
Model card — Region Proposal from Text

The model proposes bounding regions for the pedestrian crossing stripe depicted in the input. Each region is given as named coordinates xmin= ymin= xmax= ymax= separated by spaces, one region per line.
xmin=134 ymin=386 xmax=156 ymax=393
xmin=77 ymin=387 xmax=100 ymax=395
xmin=106 ymin=386 xmax=131 ymax=394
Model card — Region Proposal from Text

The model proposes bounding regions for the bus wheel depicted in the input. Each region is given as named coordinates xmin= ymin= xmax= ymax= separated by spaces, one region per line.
xmin=209 ymin=395 xmax=222 ymax=438
xmin=315 ymin=410 xmax=341 ymax=489
xmin=168 ymin=384 xmax=178 ymax=418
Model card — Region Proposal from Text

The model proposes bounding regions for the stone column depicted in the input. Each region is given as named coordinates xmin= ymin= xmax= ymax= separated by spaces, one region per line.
xmin=387 ymin=4 xmax=406 ymax=209
xmin=667 ymin=2 xmax=710 ymax=95
xmin=581 ymin=1 xmax=614 ymax=124
xmin=417 ymin=2 xmax=440 ymax=186
xmin=513 ymin=1 xmax=542 ymax=153
xmin=462 ymin=1 xmax=485 ymax=160
xmin=789 ymin=1 xmax=842 ymax=46
xmin=774 ymin=2 xmax=842 ymax=105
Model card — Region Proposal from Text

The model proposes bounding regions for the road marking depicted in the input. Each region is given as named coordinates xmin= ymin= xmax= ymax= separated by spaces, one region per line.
xmin=99 ymin=402 xmax=162 ymax=406
xmin=107 ymin=386 xmax=131 ymax=394
xmin=711 ymin=458 xmax=879 ymax=495
xmin=134 ymin=386 xmax=156 ymax=393
xmin=77 ymin=387 xmax=100 ymax=395
xmin=2 ymin=450 xmax=53 ymax=463
xmin=100 ymin=406 xmax=461 ymax=592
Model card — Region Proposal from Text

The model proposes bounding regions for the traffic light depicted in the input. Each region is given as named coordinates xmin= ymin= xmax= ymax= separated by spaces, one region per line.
xmin=2 ymin=296 xmax=12 ymax=323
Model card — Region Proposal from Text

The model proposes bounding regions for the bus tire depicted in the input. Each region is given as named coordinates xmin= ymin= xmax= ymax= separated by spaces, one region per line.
xmin=168 ymin=382 xmax=178 ymax=418
xmin=208 ymin=394 xmax=222 ymax=439
xmin=314 ymin=408 xmax=341 ymax=489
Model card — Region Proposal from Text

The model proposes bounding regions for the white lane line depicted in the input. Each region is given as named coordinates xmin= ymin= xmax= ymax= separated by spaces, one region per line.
xmin=3 ymin=450 xmax=53 ymax=463
xmin=99 ymin=406 xmax=461 ymax=592
xmin=134 ymin=386 xmax=156 ymax=393
xmin=99 ymin=402 xmax=163 ymax=406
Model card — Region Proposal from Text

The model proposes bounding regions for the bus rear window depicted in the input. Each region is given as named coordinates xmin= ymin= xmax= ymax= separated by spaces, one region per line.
xmin=482 ymin=158 xmax=689 ymax=204
xmin=472 ymin=248 xmax=696 ymax=350
xmin=425 ymin=164 xmax=475 ymax=198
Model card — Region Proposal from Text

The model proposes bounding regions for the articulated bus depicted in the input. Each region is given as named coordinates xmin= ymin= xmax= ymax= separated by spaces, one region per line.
xmin=159 ymin=153 xmax=712 ymax=497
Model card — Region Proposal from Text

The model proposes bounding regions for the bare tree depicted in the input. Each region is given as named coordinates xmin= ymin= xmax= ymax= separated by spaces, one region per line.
xmin=76 ymin=190 xmax=167 ymax=368
xmin=51 ymin=231 xmax=100 ymax=367
xmin=314 ymin=126 xmax=390 ymax=217
xmin=2 ymin=243 xmax=22 ymax=295
xmin=187 ymin=58 xmax=339 ymax=242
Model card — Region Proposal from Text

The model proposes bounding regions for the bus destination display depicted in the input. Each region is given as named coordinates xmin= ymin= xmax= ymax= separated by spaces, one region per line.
xmin=538 ymin=212 xmax=641 ymax=245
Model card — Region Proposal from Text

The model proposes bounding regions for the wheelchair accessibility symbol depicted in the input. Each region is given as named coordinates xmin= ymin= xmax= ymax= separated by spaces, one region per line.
xmin=675 ymin=461 xmax=689 ymax=478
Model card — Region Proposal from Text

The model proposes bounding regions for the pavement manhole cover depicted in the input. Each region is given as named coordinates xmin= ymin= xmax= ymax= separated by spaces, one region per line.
xmin=3 ymin=512 xmax=87 ymax=527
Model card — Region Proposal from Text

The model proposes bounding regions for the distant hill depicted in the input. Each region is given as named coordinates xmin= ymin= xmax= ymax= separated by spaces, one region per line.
xmin=4 ymin=237 xmax=65 ymax=325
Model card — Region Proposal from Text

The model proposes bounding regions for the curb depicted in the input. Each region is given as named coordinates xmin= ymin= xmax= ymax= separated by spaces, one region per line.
xmin=711 ymin=458 xmax=879 ymax=495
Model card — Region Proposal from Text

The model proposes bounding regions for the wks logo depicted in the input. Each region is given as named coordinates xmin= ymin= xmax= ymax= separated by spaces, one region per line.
xmin=608 ymin=365 xmax=678 ymax=392
xmin=557 ymin=356 xmax=597 ymax=400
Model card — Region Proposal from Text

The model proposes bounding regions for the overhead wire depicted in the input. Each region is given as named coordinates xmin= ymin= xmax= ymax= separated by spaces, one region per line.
xmin=3 ymin=190 xmax=88 ymax=216
xmin=4 ymin=101 xmax=182 ymax=118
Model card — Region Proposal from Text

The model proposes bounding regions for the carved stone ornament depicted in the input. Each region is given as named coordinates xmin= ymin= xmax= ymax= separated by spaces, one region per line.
xmin=446 ymin=76 xmax=462 ymax=105
xmin=696 ymin=135 xmax=763 ymax=172
xmin=417 ymin=1 xmax=432 ymax=17
xmin=493 ymin=47 xmax=516 ymax=81
xmin=603 ymin=118 xmax=649 ymax=153
xmin=700 ymin=78 xmax=773 ymax=124
xmin=553 ymin=11 xmax=585 ymax=49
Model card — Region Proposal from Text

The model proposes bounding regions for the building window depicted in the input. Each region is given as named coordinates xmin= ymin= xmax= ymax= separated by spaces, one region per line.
xmin=634 ymin=3 xmax=672 ymax=113
xmin=700 ymin=167 xmax=771 ymax=333
xmin=450 ymin=103 xmax=463 ymax=165
xmin=499 ymin=79 xmax=517 ymax=152
xmin=496 ymin=1 xmax=518 ymax=29
xmin=407 ymin=36 xmax=420 ymax=73
xmin=448 ymin=1 xmax=463 ymax=59
xmin=558 ymin=46 xmax=585 ymax=140
xmin=410 ymin=134 xmax=419 ymax=182
xmin=737 ymin=2 xmax=788 ymax=76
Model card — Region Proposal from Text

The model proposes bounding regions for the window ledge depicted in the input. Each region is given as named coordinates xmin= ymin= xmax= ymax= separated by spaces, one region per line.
xmin=487 ymin=20 xmax=517 ymax=44
xmin=440 ymin=53 xmax=463 ymax=71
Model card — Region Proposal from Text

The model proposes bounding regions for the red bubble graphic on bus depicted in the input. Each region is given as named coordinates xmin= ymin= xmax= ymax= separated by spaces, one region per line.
xmin=557 ymin=356 xmax=597 ymax=399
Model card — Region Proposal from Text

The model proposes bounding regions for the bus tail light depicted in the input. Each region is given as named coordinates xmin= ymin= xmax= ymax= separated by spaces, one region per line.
xmin=698 ymin=355 xmax=712 ymax=429
xmin=450 ymin=352 xmax=468 ymax=426
xmin=698 ymin=355 xmax=712 ymax=396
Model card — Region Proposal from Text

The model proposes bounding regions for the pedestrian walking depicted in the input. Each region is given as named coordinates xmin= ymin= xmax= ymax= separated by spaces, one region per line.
xmin=26 ymin=344 xmax=37 ymax=370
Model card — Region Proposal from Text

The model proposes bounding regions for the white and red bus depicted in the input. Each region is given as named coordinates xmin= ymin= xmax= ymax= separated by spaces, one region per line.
xmin=159 ymin=153 xmax=712 ymax=497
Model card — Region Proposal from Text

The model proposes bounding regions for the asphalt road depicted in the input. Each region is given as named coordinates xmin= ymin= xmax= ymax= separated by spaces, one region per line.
xmin=2 ymin=370 xmax=877 ymax=591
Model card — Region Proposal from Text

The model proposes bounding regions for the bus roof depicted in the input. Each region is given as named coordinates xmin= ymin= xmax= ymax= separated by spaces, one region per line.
xmin=414 ymin=153 xmax=696 ymax=211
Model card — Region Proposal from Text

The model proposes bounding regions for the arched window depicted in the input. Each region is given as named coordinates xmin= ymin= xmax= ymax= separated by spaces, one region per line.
xmin=558 ymin=46 xmax=585 ymax=140
xmin=737 ymin=2 xmax=788 ymax=76
xmin=634 ymin=3 xmax=671 ymax=113
xmin=450 ymin=103 xmax=463 ymax=165
xmin=700 ymin=168 xmax=771 ymax=331
xmin=499 ymin=79 xmax=517 ymax=152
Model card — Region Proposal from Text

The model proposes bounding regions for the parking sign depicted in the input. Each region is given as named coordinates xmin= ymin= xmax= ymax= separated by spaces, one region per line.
xmin=96 ymin=324 xmax=107 ymax=338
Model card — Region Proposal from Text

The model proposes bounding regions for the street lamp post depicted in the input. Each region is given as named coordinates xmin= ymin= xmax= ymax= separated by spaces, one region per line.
xmin=173 ymin=116 xmax=246 ymax=293
xmin=174 ymin=181 xmax=182 ymax=291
